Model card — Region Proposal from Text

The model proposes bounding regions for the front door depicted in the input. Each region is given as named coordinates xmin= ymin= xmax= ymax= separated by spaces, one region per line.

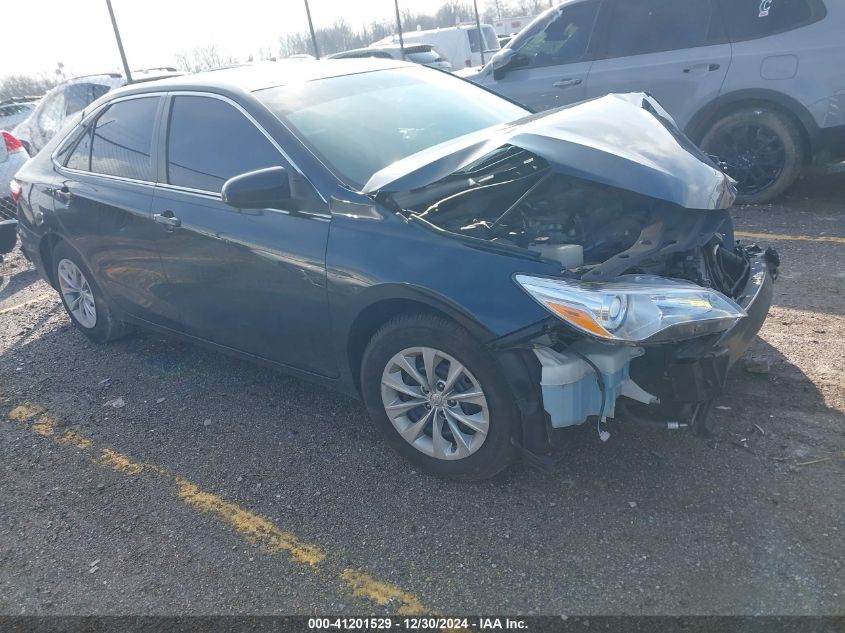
xmin=150 ymin=94 xmax=336 ymax=377
xmin=585 ymin=0 xmax=731 ymax=130
xmin=489 ymin=2 xmax=601 ymax=111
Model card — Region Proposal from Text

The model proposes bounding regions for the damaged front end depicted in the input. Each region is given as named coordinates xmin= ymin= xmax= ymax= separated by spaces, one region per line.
xmin=368 ymin=92 xmax=778 ymax=452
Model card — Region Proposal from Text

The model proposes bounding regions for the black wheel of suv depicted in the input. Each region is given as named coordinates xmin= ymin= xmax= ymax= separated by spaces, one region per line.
xmin=52 ymin=241 xmax=130 ymax=343
xmin=361 ymin=314 xmax=518 ymax=481
xmin=699 ymin=106 xmax=804 ymax=205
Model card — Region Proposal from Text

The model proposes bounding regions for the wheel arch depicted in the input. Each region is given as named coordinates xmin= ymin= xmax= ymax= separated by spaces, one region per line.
xmin=39 ymin=233 xmax=64 ymax=289
xmin=345 ymin=287 xmax=496 ymax=393
xmin=685 ymin=89 xmax=817 ymax=163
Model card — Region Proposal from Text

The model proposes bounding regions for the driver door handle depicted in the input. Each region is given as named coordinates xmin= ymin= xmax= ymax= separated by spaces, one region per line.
xmin=683 ymin=63 xmax=721 ymax=73
xmin=553 ymin=78 xmax=583 ymax=88
xmin=153 ymin=210 xmax=181 ymax=230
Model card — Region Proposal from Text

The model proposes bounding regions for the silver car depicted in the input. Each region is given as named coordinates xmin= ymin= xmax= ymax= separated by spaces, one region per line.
xmin=0 ymin=101 xmax=37 ymax=131
xmin=12 ymin=69 xmax=181 ymax=157
xmin=463 ymin=0 xmax=845 ymax=203
xmin=0 ymin=130 xmax=28 ymax=254
xmin=329 ymin=45 xmax=452 ymax=72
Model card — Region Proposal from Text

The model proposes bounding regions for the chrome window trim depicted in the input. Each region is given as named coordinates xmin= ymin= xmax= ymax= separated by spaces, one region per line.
xmin=58 ymin=166 xmax=157 ymax=189
xmin=52 ymin=92 xmax=167 ymax=183
xmin=51 ymin=90 xmax=331 ymax=219
xmin=164 ymin=90 xmax=328 ymax=205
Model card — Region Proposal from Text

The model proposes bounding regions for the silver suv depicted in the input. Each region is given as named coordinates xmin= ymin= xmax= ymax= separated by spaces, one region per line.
xmin=13 ymin=69 xmax=181 ymax=156
xmin=463 ymin=0 xmax=844 ymax=203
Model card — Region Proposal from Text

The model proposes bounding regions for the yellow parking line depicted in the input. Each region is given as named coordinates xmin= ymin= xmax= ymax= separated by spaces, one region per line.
xmin=0 ymin=293 xmax=55 ymax=315
xmin=4 ymin=400 xmax=430 ymax=614
xmin=736 ymin=231 xmax=845 ymax=244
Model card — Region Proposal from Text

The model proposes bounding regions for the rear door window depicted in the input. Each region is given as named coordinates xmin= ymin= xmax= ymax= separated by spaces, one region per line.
xmin=165 ymin=95 xmax=282 ymax=193
xmin=89 ymin=96 xmax=160 ymax=181
xmin=604 ymin=0 xmax=721 ymax=57
xmin=718 ymin=0 xmax=826 ymax=41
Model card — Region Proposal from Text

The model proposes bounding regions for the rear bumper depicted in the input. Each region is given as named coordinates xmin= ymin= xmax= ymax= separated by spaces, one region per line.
xmin=811 ymin=124 xmax=845 ymax=160
xmin=16 ymin=221 xmax=52 ymax=285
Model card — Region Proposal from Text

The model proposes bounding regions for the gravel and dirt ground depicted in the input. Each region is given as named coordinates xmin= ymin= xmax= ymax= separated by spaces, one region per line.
xmin=1 ymin=168 xmax=843 ymax=616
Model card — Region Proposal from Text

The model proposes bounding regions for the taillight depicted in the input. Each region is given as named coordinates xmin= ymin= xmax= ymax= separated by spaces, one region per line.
xmin=9 ymin=179 xmax=22 ymax=203
xmin=2 ymin=131 xmax=24 ymax=153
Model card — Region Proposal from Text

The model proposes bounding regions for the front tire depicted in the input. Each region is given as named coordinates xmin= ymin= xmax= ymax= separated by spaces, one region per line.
xmin=361 ymin=314 xmax=518 ymax=481
xmin=699 ymin=106 xmax=804 ymax=205
xmin=52 ymin=241 xmax=129 ymax=343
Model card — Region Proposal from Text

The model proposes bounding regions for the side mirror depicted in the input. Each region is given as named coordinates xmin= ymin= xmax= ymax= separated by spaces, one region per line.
xmin=488 ymin=48 xmax=516 ymax=79
xmin=222 ymin=166 xmax=292 ymax=210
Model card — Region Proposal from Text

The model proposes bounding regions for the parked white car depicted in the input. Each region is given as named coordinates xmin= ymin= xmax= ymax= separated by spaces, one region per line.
xmin=330 ymin=44 xmax=452 ymax=71
xmin=0 ymin=101 xmax=37 ymax=131
xmin=371 ymin=24 xmax=500 ymax=70
xmin=0 ymin=130 xmax=28 ymax=253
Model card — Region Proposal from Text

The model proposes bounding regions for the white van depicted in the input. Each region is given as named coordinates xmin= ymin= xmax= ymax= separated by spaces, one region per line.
xmin=371 ymin=24 xmax=500 ymax=70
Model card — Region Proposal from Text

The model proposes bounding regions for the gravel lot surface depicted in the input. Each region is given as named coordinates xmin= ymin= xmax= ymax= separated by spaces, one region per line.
xmin=1 ymin=169 xmax=843 ymax=616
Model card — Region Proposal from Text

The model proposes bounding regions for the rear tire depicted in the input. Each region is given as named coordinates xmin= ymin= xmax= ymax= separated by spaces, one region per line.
xmin=699 ymin=106 xmax=804 ymax=205
xmin=52 ymin=241 xmax=130 ymax=343
xmin=361 ymin=314 xmax=517 ymax=481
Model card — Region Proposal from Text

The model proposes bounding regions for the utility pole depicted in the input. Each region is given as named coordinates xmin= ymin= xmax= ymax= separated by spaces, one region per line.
xmin=303 ymin=0 xmax=320 ymax=59
xmin=105 ymin=0 xmax=132 ymax=82
xmin=472 ymin=0 xmax=486 ymax=66
xmin=394 ymin=0 xmax=406 ymax=60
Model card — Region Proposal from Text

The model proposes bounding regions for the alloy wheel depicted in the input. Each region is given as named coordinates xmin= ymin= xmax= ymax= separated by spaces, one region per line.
xmin=704 ymin=123 xmax=786 ymax=195
xmin=57 ymin=258 xmax=97 ymax=329
xmin=380 ymin=346 xmax=489 ymax=460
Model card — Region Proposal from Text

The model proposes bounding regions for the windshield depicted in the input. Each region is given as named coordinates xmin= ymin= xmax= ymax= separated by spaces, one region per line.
xmin=256 ymin=66 xmax=527 ymax=189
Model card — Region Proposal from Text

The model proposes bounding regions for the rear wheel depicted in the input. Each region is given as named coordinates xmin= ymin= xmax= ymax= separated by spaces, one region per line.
xmin=699 ymin=106 xmax=804 ymax=205
xmin=53 ymin=241 xmax=130 ymax=343
xmin=361 ymin=314 xmax=517 ymax=480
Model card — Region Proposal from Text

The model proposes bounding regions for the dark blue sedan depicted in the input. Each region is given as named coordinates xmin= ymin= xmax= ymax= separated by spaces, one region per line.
xmin=9 ymin=60 xmax=776 ymax=479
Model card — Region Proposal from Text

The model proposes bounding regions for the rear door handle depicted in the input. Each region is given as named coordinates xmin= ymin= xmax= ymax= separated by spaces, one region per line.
xmin=553 ymin=78 xmax=583 ymax=88
xmin=683 ymin=63 xmax=721 ymax=73
xmin=153 ymin=210 xmax=181 ymax=230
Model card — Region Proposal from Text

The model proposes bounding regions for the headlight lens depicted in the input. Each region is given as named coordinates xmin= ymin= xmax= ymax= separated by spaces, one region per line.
xmin=515 ymin=274 xmax=746 ymax=343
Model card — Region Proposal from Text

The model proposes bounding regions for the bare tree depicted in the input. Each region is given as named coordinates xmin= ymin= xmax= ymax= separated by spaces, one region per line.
xmin=174 ymin=45 xmax=238 ymax=73
xmin=0 ymin=74 xmax=60 ymax=101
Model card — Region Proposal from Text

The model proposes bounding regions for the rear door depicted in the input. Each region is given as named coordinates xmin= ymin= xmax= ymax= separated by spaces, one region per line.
xmin=488 ymin=2 xmax=601 ymax=111
xmin=585 ymin=0 xmax=731 ymax=130
xmin=150 ymin=93 xmax=335 ymax=376
xmin=52 ymin=94 xmax=181 ymax=327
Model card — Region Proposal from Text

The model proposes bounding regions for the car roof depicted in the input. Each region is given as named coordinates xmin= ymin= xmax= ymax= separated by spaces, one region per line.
xmin=107 ymin=59 xmax=410 ymax=98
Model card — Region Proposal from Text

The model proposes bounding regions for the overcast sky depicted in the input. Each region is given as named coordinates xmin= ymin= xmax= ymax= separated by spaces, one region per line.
xmin=1 ymin=0 xmax=440 ymax=77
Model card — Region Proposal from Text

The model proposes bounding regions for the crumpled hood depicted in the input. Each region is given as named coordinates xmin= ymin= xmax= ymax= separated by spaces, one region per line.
xmin=362 ymin=92 xmax=736 ymax=210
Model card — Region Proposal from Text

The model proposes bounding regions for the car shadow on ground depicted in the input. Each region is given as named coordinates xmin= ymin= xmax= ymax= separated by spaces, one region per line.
xmin=5 ymin=317 xmax=837 ymax=488
xmin=0 ymin=262 xmax=39 ymax=304
xmin=3 ymin=314 xmax=843 ymax=612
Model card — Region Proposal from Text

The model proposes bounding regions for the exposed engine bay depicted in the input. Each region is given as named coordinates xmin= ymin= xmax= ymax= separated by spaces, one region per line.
xmin=391 ymin=146 xmax=752 ymax=301
xmin=387 ymin=144 xmax=777 ymax=440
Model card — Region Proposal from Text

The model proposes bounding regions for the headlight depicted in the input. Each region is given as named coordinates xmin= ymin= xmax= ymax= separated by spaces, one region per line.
xmin=515 ymin=274 xmax=746 ymax=343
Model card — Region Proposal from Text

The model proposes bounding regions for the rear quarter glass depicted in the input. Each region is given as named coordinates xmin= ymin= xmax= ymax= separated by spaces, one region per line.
xmin=719 ymin=0 xmax=827 ymax=41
